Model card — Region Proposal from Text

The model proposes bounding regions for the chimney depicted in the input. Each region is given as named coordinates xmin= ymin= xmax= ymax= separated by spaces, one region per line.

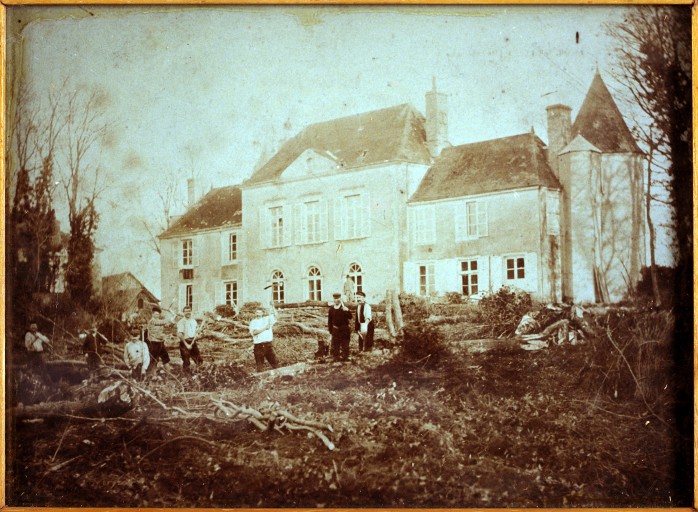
xmin=545 ymin=104 xmax=572 ymax=178
xmin=187 ymin=178 xmax=195 ymax=207
xmin=425 ymin=78 xmax=448 ymax=158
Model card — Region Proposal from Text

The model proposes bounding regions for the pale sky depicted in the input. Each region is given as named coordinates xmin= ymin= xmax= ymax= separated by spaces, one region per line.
xmin=9 ymin=5 xmax=673 ymax=297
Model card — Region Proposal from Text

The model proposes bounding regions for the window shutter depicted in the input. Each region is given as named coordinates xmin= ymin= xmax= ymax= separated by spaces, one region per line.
xmin=334 ymin=198 xmax=344 ymax=240
xmin=361 ymin=193 xmax=371 ymax=237
xmin=259 ymin=207 xmax=270 ymax=248
xmin=454 ymin=202 xmax=463 ymax=241
xmin=294 ymin=204 xmax=305 ymax=244
xmin=172 ymin=241 xmax=179 ymax=268
xmin=477 ymin=202 xmax=488 ymax=237
xmin=283 ymin=205 xmax=292 ymax=246
xmin=426 ymin=206 xmax=435 ymax=244
xmin=191 ymin=239 xmax=198 ymax=267
xmin=319 ymin=200 xmax=329 ymax=243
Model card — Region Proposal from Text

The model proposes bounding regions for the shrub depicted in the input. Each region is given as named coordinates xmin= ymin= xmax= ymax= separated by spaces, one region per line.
xmin=214 ymin=304 xmax=238 ymax=318
xmin=444 ymin=292 xmax=464 ymax=304
xmin=478 ymin=287 xmax=533 ymax=337
xmin=398 ymin=293 xmax=430 ymax=322
xmin=397 ymin=320 xmax=449 ymax=367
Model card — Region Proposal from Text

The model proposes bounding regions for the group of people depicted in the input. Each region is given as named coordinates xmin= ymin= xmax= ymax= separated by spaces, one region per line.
xmin=23 ymin=280 xmax=376 ymax=380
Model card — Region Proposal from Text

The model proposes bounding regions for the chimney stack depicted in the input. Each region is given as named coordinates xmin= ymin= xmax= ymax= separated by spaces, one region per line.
xmin=425 ymin=78 xmax=449 ymax=158
xmin=545 ymin=104 xmax=572 ymax=178
xmin=187 ymin=178 xmax=195 ymax=207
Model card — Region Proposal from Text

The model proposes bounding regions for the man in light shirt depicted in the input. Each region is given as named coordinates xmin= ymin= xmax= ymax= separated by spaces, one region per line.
xmin=248 ymin=301 xmax=279 ymax=372
xmin=123 ymin=327 xmax=150 ymax=380
xmin=177 ymin=306 xmax=203 ymax=374
xmin=355 ymin=291 xmax=375 ymax=352
xmin=24 ymin=322 xmax=50 ymax=369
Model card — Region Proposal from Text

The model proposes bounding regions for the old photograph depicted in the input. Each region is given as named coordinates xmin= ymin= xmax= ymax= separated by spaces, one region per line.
xmin=4 ymin=4 xmax=693 ymax=507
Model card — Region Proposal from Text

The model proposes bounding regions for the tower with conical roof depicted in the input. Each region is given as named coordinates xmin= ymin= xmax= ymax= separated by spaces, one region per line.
xmin=546 ymin=72 xmax=645 ymax=303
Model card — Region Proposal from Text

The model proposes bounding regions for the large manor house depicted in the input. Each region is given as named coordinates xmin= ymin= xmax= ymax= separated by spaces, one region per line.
xmin=158 ymin=73 xmax=645 ymax=314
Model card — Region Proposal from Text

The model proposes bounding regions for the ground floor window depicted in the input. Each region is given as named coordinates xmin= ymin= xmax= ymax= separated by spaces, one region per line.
xmin=224 ymin=281 xmax=238 ymax=307
xmin=185 ymin=284 xmax=193 ymax=309
xmin=418 ymin=263 xmax=435 ymax=296
xmin=348 ymin=262 xmax=363 ymax=294
xmin=460 ymin=259 xmax=479 ymax=296
xmin=505 ymin=256 xmax=526 ymax=283
xmin=271 ymin=270 xmax=285 ymax=304
xmin=308 ymin=266 xmax=322 ymax=301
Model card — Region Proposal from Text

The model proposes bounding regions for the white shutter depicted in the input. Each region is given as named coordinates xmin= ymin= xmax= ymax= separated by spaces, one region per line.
xmin=454 ymin=202 xmax=464 ymax=241
xmin=476 ymin=256 xmax=489 ymax=296
xmin=403 ymin=262 xmax=417 ymax=294
xmin=294 ymin=204 xmax=305 ymax=244
xmin=283 ymin=205 xmax=292 ymax=246
xmin=172 ymin=241 xmax=179 ymax=268
xmin=191 ymin=238 xmax=198 ymax=267
xmin=477 ymin=202 xmax=488 ymax=237
xmin=526 ymin=253 xmax=538 ymax=293
xmin=361 ymin=193 xmax=371 ymax=238
xmin=319 ymin=199 xmax=328 ymax=243
xmin=334 ymin=198 xmax=344 ymax=240
xmin=259 ymin=207 xmax=269 ymax=248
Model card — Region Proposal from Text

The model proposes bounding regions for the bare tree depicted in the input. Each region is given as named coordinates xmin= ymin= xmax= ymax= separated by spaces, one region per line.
xmin=141 ymin=168 xmax=184 ymax=255
xmin=53 ymin=86 xmax=109 ymax=302
xmin=606 ymin=7 xmax=691 ymax=307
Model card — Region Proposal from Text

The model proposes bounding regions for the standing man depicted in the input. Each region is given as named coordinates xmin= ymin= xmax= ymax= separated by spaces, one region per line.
xmin=343 ymin=275 xmax=356 ymax=304
xmin=147 ymin=306 xmax=172 ymax=372
xmin=248 ymin=301 xmax=279 ymax=372
xmin=124 ymin=326 xmax=150 ymax=380
xmin=177 ymin=306 xmax=203 ymax=374
xmin=328 ymin=292 xmax=352 ymax=362
xmin=355 ymin=291 xmax=375 ymax=352
xmin=82 ymin=323 xmax=107 ymax=371
xmin=24 ymin=322 xmax=50 ymax=369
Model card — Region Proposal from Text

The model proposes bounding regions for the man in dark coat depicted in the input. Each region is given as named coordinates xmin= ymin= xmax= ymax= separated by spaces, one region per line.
xmin=82 ymin=323 xmax=107 ymax=371
xmin=328 ymin=292 xmax=352 ymax=361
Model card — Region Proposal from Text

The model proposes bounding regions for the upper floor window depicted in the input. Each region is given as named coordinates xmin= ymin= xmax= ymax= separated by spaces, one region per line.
xmin=348 ymin=262 xmax=363 ymax=295
xmin=307 ymin=266 xmax=322 ymax=302
xmin=455 ymin=200 xmax=487 ymax=241
xmin=260 ymin=205 xmax=291 ymax=248
xmin=296 ymin=199 xmax=328 ymax=244
xmin=418 ymin=263 xmax=435 ymax=296
xmin=460 ymin=259 xmax=479 ymax=296
xmin=224 ymin=232 xmax=238 ymax=263
xmin=271 ymin=270 xmax=285 ymax=304
xmin=335 ymin=192 xmax=371 ymax=240
xmin=505 ymin=256 xmax=526 ymax=284
xmin=413 ymin=206 xmax=435 ymax=245
xmin=176 ymin=238 xmax=196 ymax=268
xmin=224 ymin=280 xmax=238 ymax=308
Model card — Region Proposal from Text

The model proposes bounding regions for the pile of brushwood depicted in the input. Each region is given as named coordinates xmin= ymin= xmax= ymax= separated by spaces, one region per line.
xmin=6 ymin=300 xmax=690 ymax=508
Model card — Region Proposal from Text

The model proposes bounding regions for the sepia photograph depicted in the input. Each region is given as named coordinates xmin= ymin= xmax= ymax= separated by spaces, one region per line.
xmin=3 ymin=4 xmax=693 ymax=508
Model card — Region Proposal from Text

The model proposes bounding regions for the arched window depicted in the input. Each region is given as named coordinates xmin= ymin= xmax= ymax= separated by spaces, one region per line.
xmin=348 ymin=263 xmax=363 ymax=294
xmin=307 ymin=266 xmax=322 ymax=302
xmin=137 ymin=297 xmax=144 ymax=309
xmin=271 ymin=270 xmax=285 ymax=304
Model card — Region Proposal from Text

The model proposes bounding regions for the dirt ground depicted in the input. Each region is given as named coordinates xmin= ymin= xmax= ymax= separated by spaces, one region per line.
xmin=5 ymin=314 xmax=688 ymax=507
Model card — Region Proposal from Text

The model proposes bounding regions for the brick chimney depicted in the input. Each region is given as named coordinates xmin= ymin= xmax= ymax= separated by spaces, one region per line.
xmin=546 ymin=104 xmax=572 ymax=178
xmin=425 ymin=78 xmax=448 ymax=158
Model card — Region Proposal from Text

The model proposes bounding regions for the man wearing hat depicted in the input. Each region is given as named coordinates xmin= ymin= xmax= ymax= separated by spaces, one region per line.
xmin=355 ymin=291 xmax=374 ymax=352
xmin=328 ymin=292 xmax=352 ymax=361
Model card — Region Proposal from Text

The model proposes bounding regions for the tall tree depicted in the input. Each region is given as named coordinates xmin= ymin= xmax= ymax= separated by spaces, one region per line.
xmin=56 ymin=87 xmax=108 ymax=303
xmin=607 ymin=7 xmax=692 ymax=305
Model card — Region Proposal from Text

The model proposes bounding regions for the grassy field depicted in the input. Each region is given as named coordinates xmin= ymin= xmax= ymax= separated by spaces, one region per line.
xmin=6 ymin=307 xmax=690 ymax=507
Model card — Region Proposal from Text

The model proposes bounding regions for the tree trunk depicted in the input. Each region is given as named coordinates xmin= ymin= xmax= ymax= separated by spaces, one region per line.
xmin=385 ymin=290 xmax=396 ymax=337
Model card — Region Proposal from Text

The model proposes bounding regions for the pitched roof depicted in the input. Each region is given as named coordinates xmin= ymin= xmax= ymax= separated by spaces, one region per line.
xmin=560 ymin=134 xmax=601 ymax=154
xmin=159 ymin=185 xmax=242 ymax=239
xmin=245 ymin=103 xmax=432 ymax=185
xmin=571 ymin=72 xmax=642 ymax=154
xmin=102 ymin=272 xmax=159 ymax=309
xmin=409 ymin=132 xmax=561 ymax=203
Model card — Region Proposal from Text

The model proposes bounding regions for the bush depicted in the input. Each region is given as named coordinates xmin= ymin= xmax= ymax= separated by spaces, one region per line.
xmin=214 ymin=304 xmax=238 ymax=318
xmin=478 ymin=287 xmax=533 ymax=337
xmin=397 ymin=320 xmax=450 ymax=367
xmin=444 ymin=292 xmax=464 ymax=304
xmin=398 ymin=293 xmax=430 ymax=322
